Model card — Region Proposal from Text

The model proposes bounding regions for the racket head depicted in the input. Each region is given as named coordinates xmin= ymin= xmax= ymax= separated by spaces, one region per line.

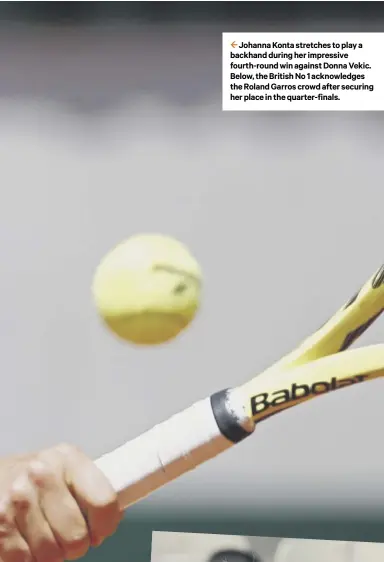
xmin=272 ymin=263 xmax=384 ymax=370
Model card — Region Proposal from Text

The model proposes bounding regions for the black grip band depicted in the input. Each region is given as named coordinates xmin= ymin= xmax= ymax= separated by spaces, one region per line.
xmin=210 ymin=389 xmax=251 ymax=444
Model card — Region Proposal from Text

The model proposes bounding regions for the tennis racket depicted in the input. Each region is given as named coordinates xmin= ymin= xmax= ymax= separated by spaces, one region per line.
xmin=95 ymin=264 xmax=384 ymax=509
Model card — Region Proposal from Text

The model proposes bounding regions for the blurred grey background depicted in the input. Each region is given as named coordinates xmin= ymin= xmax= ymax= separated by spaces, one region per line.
xmin=1 ymin=2 xmax=384 ymax=561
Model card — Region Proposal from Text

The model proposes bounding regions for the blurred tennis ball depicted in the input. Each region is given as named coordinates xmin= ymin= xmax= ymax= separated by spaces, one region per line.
xmin=92 ymin=234 xmax=202 ymax=345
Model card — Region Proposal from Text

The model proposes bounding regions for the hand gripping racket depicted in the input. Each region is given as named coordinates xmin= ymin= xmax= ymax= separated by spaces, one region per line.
xmin=95 ymin=264 xmax=384 ymax=509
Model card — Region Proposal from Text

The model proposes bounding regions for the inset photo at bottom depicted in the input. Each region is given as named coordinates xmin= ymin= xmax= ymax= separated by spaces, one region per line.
xmin=151 ymin=531 xmax=384 ymax=562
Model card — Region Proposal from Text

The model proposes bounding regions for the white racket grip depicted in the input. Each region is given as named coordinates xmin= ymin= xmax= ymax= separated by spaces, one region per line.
xmin=95 ymin=396 xmax=237 ymax=510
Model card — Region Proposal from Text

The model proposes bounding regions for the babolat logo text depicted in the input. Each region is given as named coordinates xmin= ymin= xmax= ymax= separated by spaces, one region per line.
xmin=250 ymin=375 xmax=368 ymax=417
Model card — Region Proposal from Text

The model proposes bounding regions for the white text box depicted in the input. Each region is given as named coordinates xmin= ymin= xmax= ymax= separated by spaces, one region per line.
xmin=222 ymin=33 xmax=384 ymax=111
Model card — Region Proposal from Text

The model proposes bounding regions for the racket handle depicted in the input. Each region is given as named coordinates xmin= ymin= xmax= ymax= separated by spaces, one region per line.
xmin=94 ymin=390 xmax=254 ymax=510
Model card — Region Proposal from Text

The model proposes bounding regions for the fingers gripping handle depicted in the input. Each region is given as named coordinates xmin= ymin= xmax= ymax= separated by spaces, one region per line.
xmin=94 ymin=392 xmax=253 ymax=510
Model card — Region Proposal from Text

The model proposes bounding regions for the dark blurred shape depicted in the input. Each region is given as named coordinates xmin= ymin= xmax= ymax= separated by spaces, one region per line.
xmin=0 ymin=1 xmax=383 ymax=24
xmin=0 ymin=1 xmax=92 ymax=23
xmin=209 ymin=549 xmax=262 ymax=562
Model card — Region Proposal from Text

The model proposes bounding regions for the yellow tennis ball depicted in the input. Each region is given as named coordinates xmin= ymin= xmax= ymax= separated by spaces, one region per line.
xmin=92 ymin=234 xmax=202 ymax=345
